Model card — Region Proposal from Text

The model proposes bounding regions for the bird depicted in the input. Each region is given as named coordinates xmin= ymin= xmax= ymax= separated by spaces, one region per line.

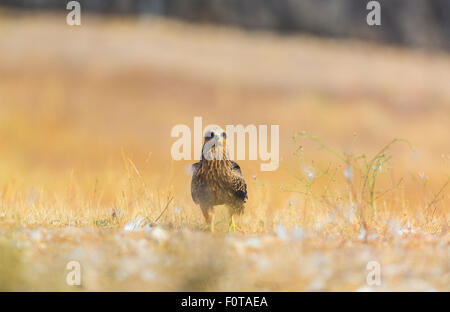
xmin=191 ymin=126 xmax=247 ymax=232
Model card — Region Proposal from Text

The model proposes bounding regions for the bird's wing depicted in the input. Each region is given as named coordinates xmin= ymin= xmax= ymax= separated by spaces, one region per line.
xmin=191 ymin=161 xmax=201 ymax=175
xmin=191 ymin=162 xmax=201 ymax=204
xmin=230 ymin=161 xmax=248 ymax=201
xmin=231 ymin=161 xmax=243 ymax=177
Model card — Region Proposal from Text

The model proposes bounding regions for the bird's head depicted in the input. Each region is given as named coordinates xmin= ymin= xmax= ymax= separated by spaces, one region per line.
xmin=204 ymin=126 xmax=227 ymax=145
xmin=202 ymin=126 xmax=228 ymax=160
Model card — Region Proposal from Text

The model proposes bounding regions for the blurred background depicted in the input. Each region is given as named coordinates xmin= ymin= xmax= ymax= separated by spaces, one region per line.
xmin=1 ymin=0 xmax=449 ymax=195
xmin=0 ymin=1 xmax=449 ymax=291
xmin=3 ymin=0 xmax=450 ymax=50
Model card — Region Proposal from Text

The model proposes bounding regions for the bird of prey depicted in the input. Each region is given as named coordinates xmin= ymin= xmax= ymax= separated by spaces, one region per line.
xmin=191 ymin=126 xmax=247 ymax=232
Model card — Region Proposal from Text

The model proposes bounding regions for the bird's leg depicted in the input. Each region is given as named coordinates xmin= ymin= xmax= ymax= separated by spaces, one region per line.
xmin=210 ymin=213 xmax=215 ymax=233
xmin=201 ymin=205 xmax=215 ymax=233
xmin=229 ymin=215 xmax=237 ymax=232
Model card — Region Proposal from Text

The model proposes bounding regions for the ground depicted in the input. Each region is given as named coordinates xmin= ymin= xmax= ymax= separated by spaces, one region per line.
xmin=0 ymin=12 xmax=448 ymax=291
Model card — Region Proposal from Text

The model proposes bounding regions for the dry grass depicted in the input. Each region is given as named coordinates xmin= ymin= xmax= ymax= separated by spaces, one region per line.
xmin=0 ymin=12 xmax=448 ymax=291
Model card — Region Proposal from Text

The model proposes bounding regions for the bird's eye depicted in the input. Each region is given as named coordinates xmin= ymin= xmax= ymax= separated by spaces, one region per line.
xmin=221 ymin=132 xmax=227 ymax=139
xmin=210 ymin=132 xmax=215 ymax=138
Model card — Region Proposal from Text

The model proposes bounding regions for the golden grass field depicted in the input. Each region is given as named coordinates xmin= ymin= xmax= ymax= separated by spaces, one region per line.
xmin=0 ymin=12 xmax=449 ymax=291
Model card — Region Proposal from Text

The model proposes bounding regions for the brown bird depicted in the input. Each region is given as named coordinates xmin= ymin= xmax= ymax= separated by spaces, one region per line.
xmin=191 ymin=126 xmax=247 ymax=232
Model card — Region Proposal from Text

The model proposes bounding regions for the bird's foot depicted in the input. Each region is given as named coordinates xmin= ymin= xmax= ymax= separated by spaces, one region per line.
xmin=228 ymin=216 xmax=242 ymax=233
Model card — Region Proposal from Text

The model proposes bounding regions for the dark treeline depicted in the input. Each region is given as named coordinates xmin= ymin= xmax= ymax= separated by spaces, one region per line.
xmin=2 ymin=0 xmax=449 ymax=50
